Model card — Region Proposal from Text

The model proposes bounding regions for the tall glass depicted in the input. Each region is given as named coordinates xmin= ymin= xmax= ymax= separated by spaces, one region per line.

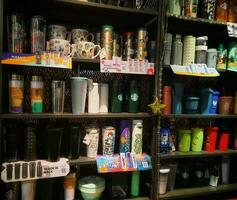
xmin=52 ymin=81 xmax=65 ymax=113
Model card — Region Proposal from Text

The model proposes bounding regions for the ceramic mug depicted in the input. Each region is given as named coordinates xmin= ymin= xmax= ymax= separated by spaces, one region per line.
xmin=71 ymin=29 xmax=94 ymax=43
xmin=48 ymin=39 xmax=75 ymax=56
xmin=76 ymin=41 xmax=101 ymax=59
xmin=48 ymin=25 xmax=67 ymax=39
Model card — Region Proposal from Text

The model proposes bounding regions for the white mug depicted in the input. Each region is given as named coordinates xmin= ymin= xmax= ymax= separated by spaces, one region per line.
xmin=71 ymin=29 xmax=94 ymax=44
xmin=76 ymin=41 xmax=101 ymax=59
xmin=48 ymin=25 xmax=67 ymax=40
xmin=48 ymin=39 xmax=75 ymax=56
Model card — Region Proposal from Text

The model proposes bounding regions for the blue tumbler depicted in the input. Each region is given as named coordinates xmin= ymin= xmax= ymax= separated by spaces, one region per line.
xmin=209 ymin=91 xmax=220 ymax=114
xmin=172 ymin=83 xmax=184 ymax=114
xmin=200 ymin=88 xmax=213 ymax=114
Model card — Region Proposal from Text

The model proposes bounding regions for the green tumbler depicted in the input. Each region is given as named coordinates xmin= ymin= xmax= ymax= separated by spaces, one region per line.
xmin=178 ymin=129 xmax=191 ymax=152
xmin=191 ymin=128 xmax=204 ymax=152
xmin=128 ymin=80 xmax=139 ymax=113
xmin=111 ymin=80 xmax=123 ymax=113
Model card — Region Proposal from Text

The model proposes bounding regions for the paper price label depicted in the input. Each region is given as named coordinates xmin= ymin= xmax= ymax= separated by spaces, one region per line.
xmin=227 ymin=22 xmax=237 ymax=38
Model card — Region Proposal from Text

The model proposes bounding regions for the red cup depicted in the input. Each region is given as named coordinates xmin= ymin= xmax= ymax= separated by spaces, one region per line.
xmin=205 ymin=127 xmax=218 ymax=152
xmin=162 ymin=86 xmax=172 ymax=114
xmin=218 ymin=133 xmax=230 ymax=151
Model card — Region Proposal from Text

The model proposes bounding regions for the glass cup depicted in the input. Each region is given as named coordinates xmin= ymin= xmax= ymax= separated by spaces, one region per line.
xmin=51 ymin=81 xmax=65 ymax=113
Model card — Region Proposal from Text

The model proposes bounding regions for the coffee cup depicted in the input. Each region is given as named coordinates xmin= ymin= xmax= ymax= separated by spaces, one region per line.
xmin=48 ymin=25 xmax=67 ymax=40
xmin=48 ymin=39 xmax=75 ymax=56
xmin=76 ymin=41 xmax=101 ymax=59
xmin=71 ymin=29 xmax=94 ymax=43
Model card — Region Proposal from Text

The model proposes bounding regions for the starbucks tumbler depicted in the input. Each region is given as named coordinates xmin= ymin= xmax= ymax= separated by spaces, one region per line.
xmin=111 ymin=80 xmax=123 ymax=113
xmin=99 ymin=83 xmax=109 ymax=113
xmin=163 ymin=86 xmax=172 ymax=114
xmin=102 ymin=126 xmax=116 ymax=156
xmin=159 ymin=168 xmax=170 ymax=194
xmin=167 ymin=164 xmax=177 ymax=191
xmin=88 ymin=83 xmax=100 ymax=113
xmin=205 ymin=127 xmax=218 ymax=152
xmin=218 ymin=132 xmax=230 ymax=151
xmin=191 ymin=128 xmax=204 ymax=152
xmin=128 ymin=80 xmax=139 ymax=113
xmin=172 ymin=83 xmax=184 ymax=114
xmin=46 ymin=127 xmax=63 ymax=161
xmin=52 ymin=81 xmax=65 ymax=113
xmin=68 ymin=125 xmax=81 ymax=159
xmin=178 ymin=129 xmax=191 ymax=152
xmin=71 ymin=77 xmax=88 ymax=114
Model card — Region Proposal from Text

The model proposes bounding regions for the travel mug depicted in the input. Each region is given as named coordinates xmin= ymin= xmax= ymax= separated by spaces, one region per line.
xmin=159 ymin=168 xmax=170 ymax=194
xmin=5 ymin=124 xmax=18 ymax=161
xmin=191 ymin=128 xmax=204 ymax=152
xmin=86 ymin=126 xmax=100 ymax=158
xmin=167 ymin=164 xmax=177 ymax=191
xmin=71 ymin=77 xmax=88 ymax=114
xmin=205 ymin=126 xmax=218 ymax=152
xmin=64 ymin=173 xmax=76 ymax=200
xmin=88 ymin=82 xmax=100 ymax=113
xmin=99 ymin=83 xmax=109 ymax=113
xmin=162 ymin=86 xmax=172 ymax=115
xmin=52 ymin=81 xmax=65 ymax=113
xmin=222 ymin=156 xmax=230 ymax=184
xmin=102 ymin=126 xmax=116 ymax=156
xmin=218 ymin=132 xmax=230 ymax=151
xmin=218 ymin=96 xmax=233 ymax=114
xmin=178 ymin=129 xmax=191 ymax=152
xmin=46 ymin=127 xmax=63 ymax=161
xmin=119 ymin=120 xmax=131 ymax=153
xmin=68 ymin=125 xmax=81 ymax=159
xmin=200 ymin=88 xmax=213 ymax=114
xmin=172 ymin=83 xmax=184 ymax=114
xmin=111 ymin=80 xmax=123 ymax=113
xmin=22 ymin=181 xmax=36 ymax=200
xmin=128 ymin=80 xmax=139 ymax=113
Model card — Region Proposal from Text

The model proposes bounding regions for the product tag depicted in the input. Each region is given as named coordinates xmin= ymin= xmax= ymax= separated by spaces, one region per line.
xmin=99 ymin=48 xmax=106 ymax=59
xmin=227 ymin=22 xmax=237 ymax=38
xmin=83 ymin=134 xmax=92 ymax=145
xmin=209 ymin=175 xmax=219 ymax=187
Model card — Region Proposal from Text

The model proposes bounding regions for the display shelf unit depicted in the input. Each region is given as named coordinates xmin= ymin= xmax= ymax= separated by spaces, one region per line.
xmin=0 ymin=0 xmax=161 ymax=199
xmin=160 ymin=150 xmax=237 ymax=160
xmin=159 ymin=183 xmax=237 ymax=200
xmin=1 ymin=112 xmax=153 ymax=119
xmin=161 ymin=114 xmax=237 ymax=119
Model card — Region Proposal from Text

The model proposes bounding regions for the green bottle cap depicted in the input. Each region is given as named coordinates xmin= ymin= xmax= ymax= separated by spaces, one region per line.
xmin=102 ymin=25 xmax=113 ymax=29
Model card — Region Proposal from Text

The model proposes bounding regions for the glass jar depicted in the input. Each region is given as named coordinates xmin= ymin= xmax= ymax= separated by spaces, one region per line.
xmin=9 ymin=74 xmax=24 ymax=113
xmin=30 ymin=76 xmax=44 ymax=113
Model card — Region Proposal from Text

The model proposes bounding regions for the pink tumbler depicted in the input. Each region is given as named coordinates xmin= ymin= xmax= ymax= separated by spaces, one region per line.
xmin=162 ymin=86 xmax=172 ymax=114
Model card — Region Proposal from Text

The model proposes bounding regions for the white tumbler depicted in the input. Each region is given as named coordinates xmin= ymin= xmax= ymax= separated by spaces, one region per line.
xmin=159 ymin=168 xmax=170 ymax=195
xmin=99 ymin=83 xmax=109 ymax=113
xmin=222 ymin=156 xmax=230 ymax=184
xmin=71 ymin=77 xmax=88 ymax=114
xmin=88 ymin=83 xmax=100 ymax=113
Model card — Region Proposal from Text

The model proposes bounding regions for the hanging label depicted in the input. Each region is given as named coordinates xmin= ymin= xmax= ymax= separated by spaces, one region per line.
xmin=96 ymin=153 xmax=152 ymax=173
xmin=227 ymin=22 xmax=237 ymax=38
xmin=1 ymin=158 xmax=70 ymax=183
xmin=170 ymin=64 xmax=220 ymax=77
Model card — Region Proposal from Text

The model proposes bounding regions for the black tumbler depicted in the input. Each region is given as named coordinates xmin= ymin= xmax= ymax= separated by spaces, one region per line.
xmin=24 ymin=126 xmax=37 ymax=161
xmin=46 ymin=127 xmax=63 ymax=162
xmin=68 ymin=125 xmax=81 ymax=159
xmin=5 ymin=124 xmax=18 ymax=161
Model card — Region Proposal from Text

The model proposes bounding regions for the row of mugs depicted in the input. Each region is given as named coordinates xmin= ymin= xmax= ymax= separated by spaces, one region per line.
xmin=48 ymin=25 xmax=94 ymax=43
xmin=48 ymin=39 xmax=101 ymax=59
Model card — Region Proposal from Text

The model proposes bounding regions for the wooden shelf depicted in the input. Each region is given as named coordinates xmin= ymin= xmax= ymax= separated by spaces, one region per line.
xmin=56 ymin=0 xmax=158 ymax=16
xmin=160 ymin=150 xmax=237 ymax=159
xmin=72 ymin=58 xmax=100 ymax=64
xmin=69 ymin=156 xmax=96 ymax=165
xmin=1 ymin=112 xmax=153 ymax=119
xmin=167 ymin=13 xmax=227 ymax=26
xmin=159 ymin=184 xmax=237 ymax=199
xmin=161 ymin=114 xmax=237 ymax=119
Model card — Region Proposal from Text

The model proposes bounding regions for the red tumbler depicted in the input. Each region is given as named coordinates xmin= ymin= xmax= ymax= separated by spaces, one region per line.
xmin=218 ymin=132 xmax=230 ymax=151
xmin=205 ymin=127 xmax=218 ymax=152
xmin=162 ymin=86 xmax=172 ymax=114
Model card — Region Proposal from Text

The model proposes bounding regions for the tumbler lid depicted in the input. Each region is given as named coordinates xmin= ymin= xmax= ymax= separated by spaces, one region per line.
xmin=10 ymin=74 xmax=23 ymax=80
xmin=79 ymin=176 xmax=105 ymax=189
xmin=160 ymin=169 xmax=170 ymax=174
xmin=32 ymin=75 xmax=43 ymax=81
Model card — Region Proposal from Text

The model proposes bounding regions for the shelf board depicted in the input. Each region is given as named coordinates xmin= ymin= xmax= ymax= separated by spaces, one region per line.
xmin=124 ymin=198 xmax=149 ymax=200
xmin=159 ymin=184 xmax=237 ymax=199
xmin=161 ymin=114 xmax=237 ymax=119
xmin=1 ymin=112 xmax=153 ymax=119
xmin=160 ymin=150 xmax=237 ymax=159
xmin=72 ymin=58 xmax=100 ymax=64
xmin=69 ymin=156 xmax=96 ymax=165
xmin=167 ymin=13 xmax=226 ymax=26
xmin=55 ymin=0 xmax=158 ymax=16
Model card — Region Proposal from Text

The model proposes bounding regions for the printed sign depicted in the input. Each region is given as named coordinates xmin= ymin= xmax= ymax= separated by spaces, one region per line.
xmin=170 ymin=64 xmax=220 ymax=77
xmin=96 ymin=153 xmax=152 ymax=173
xmin=1 ymin=158 xmax=70 ymax=182
xmin=1 ymin=52 xmax=72 ymax=69
xmin=100 ymin=57 xmax=154 ymax=75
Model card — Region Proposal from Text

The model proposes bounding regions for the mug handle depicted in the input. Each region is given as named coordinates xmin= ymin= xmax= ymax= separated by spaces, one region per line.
xmin=87 ymin=33 xmax=95 ymax=42
xmin=92 ymin=45 xmax=102 ymax=59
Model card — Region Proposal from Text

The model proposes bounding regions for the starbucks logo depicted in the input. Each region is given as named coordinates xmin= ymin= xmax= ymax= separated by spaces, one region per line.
xmin=131 ymin=93 xmax=138 ymax=101
xmin=118 ymin=94 xmax=123 ymax=101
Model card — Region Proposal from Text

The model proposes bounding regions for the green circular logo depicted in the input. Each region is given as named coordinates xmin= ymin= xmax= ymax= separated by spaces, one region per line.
xmin=118 ymin=94 xmax=123 ymax=101
xmin=131 ymin=93 xmax=138 ymax=101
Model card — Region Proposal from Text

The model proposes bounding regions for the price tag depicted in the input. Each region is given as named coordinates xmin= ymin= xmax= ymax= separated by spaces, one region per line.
xmin=227 ymin=22 xmax=237 ymax=38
